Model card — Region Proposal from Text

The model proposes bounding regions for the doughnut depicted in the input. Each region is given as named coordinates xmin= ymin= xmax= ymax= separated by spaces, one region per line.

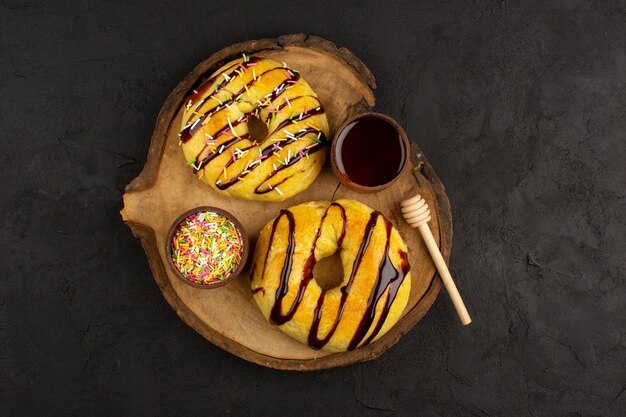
xmin=251 ymin=199 xmax=412 ymax=352
xmin=179 ymin=56 xmax=330 ymax=202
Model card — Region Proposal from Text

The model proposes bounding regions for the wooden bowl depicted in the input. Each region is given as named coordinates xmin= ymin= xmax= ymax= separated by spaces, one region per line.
xmin=330 ymin=112 xmax=411 ymax=193
xmin=164 ymin=206 xmax=249 ymax=289
xmin=121 ymin=34 xmax=452 ymax=371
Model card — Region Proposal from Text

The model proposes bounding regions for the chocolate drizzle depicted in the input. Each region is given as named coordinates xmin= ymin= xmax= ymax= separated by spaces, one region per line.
xmin=266 ymin=107 xmax=324 ymax=138
xmin=259 ymin=203 xmax=410 ymax=350
xmin=251 ymin=287 xmax=265 ymax=296
xmin=302 ymin=203 xmax=346 ymax=281
xmin=265 ymin=71 xmax=301 ymax=103
xmin=180 ymin=57 xmax=262 ymax=144
xmin=218 ymin=127 xmax=326 ymax=192
xmin=181 ymin=64 xmax=300 ymax=144
xmin=185 ymin=57 xmax=260 ymax=114
xmin=263 ymin=95 xmax=318 ymax=122
xmin=307 ymin=211 xmax=379 ymax=349
xmin=254 ymin=137 xmax=326 ymax=194
xmin=194 ymin=135 xmax=248 ymax=171
xmin=348 ymin=221 xmax=410 ymax=350
xmin=268 ymin=204 xmax=345 ymax=326
xmin=268 ymin=210 xmax=298 ymax=325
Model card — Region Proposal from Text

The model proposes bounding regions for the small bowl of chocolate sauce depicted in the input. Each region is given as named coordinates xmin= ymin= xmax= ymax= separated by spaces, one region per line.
xmin=330 ymin=112 xmax=410 ymax=193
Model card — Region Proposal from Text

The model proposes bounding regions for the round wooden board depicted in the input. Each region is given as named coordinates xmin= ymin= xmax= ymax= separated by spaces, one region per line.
xmin=121 ymin=34 xmax=452 ymax=371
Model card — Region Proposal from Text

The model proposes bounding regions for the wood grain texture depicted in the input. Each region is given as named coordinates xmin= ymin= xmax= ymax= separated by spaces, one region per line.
xmin=120 ymin=34 xmax=452 ymax=370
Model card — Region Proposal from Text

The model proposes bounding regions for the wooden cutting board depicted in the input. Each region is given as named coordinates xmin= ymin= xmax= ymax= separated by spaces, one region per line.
xmin=121 ymin=34 xmax=452 ymax=371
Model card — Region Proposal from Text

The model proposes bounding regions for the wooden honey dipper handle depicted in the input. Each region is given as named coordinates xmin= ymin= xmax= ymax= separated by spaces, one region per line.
xmin=401 ymin=194 xmax=472 ymax=326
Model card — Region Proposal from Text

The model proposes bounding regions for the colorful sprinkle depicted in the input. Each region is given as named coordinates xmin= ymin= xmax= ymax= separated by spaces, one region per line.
xmin=170 ymin=211 xmax=244 ymax=285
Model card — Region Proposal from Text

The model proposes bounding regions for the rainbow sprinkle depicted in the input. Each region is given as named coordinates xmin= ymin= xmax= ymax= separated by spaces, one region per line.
xmin=170 ymin=211 xmax=243 ymax=285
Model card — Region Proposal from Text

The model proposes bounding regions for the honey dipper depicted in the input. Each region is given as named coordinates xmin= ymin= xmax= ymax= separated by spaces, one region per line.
xmin=401 ymin=194 xmax=472 ymax=325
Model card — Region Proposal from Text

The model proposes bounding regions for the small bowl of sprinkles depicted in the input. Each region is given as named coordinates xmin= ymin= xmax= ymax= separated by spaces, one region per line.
xmin=166 ymin=207 xmax=248 ymax=288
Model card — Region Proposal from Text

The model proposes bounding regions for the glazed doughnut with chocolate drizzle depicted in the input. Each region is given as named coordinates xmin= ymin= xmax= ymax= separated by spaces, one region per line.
xmin=250 ymin=199 xmax=411 ymax=352
xmin=179 ymin=55 xmax=330 ymax=202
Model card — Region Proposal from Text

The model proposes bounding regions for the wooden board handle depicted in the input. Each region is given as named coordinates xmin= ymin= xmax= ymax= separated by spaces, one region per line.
xmin=401 ymin=194 xmax=472 ymax=326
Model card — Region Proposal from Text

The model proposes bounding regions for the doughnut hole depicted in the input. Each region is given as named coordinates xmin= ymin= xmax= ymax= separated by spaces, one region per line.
xmin=312 ymin=251 xmax=344 ymax=290
xmin=246 ymin=114 xmax=269 ymax=144
xmin=311 ymin=204 xmax=347 ymax=291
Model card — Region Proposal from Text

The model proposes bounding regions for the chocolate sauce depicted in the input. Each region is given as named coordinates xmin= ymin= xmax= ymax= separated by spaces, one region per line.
xmin=263 ymin=95 xmax=318 ymax=122
xmin=185 ymin=56 xmax=261 ymax=111
xmin=254 ymin=138 xmax=326 ymax=194
xmin=194 ymin=135 xmax=248 ymax=171
xmin=181 ymin=57 xmax=261 ymax=143
xmin=268 ymin=204 xmax=344 ymax=325
xmin=302 ymin=203 xmax=346 ymax=282
xmin=251 ymin=287 xmax=265 ymax=295
xmin=334 ymin=116 xmax=406 ymax=187
xmin=268 ymin=210 xmax=302 ymax=325
xmin=348 ymin=222 xmax=410 ymax=350
xmin=266 ymin=106 xmax=324 ymax=138
xmin=307 ymin=210 xmax=380 ymax=349
xmin=335 ymin=204 xmax=347 ymax=246
xmin=181 ymin=63 xmax=290 ymax=143
xmin=265 ymin=71 xmax=301 ymax=103
xmin=219 ymin=127 xmax=325 ymax=192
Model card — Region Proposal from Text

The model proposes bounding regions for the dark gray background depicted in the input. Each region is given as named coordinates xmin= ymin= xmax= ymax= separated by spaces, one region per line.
xmin=1 ymin=0 xmax=625 ymax=416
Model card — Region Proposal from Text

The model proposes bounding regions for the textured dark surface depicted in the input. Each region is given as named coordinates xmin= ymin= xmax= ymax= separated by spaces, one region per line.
xmin=1 ymin=1 xmax=625 ymax=416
